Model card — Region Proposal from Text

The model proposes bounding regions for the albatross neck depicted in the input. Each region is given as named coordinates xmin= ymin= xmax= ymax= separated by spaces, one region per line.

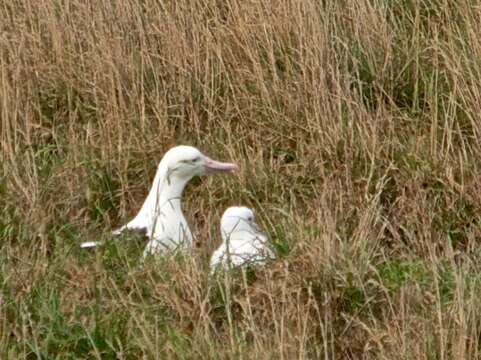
xmin=144 ymin=165 xmax=191 ymax=211
xmin=130 ymin=163 xmax=191 ymax=229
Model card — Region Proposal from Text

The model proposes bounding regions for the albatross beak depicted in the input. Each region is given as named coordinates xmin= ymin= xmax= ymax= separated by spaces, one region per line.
xmin=204 ymin=156 xmax=237 ymax=174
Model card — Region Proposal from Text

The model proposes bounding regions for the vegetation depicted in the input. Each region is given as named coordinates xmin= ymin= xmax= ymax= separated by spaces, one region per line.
xmin=2 ymin=0 xmax=481 ymax=358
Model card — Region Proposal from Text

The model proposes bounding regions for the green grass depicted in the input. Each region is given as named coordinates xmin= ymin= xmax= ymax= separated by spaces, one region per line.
xmin=3 ymin=0 xmax=481 ymax=358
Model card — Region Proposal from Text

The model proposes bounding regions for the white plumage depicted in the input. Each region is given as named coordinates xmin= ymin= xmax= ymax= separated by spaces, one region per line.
xmin=81 ymin=146 xmax=236 ymax=256
xmin=210 ymin=206 xmax=275 ymax=271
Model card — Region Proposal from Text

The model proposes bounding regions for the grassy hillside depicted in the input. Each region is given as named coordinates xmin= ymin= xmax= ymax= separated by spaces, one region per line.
xmin=2 ymin=0 xmax=481 ymax=358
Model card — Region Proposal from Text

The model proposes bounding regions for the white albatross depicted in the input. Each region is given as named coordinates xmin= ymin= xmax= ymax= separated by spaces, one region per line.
xmin=210 ymin=206 xmax=275 ymax=272
xmin=81 ymin=146 xmax=237 ymax=256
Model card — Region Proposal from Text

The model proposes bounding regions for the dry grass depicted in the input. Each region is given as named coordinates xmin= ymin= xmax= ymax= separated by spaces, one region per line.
xmin=2 ymin=0 xmax=481 ymax=358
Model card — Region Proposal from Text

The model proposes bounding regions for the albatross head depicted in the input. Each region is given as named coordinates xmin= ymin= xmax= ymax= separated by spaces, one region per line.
xmin=220 ymin=206 xmax=260 ymax=241
xmin=164 ymin=146 xmax=237 ymax=180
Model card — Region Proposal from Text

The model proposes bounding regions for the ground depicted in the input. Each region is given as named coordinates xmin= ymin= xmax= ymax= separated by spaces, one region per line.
xmin=2 ymin=0 xmax=481 ymax=359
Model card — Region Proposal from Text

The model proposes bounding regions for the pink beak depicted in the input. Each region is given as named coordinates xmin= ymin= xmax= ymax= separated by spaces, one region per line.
xmin=204 ymin=156 xmax=237 ymax=174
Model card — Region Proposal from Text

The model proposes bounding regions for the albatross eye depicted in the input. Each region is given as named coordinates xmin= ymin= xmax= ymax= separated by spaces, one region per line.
xmin=182 ymin=156 xmax=201 ymax=164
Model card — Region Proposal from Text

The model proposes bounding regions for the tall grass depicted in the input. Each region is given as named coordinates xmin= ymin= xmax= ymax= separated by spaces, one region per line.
xmin=2 ymin=0 xmax=481 ymax=358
